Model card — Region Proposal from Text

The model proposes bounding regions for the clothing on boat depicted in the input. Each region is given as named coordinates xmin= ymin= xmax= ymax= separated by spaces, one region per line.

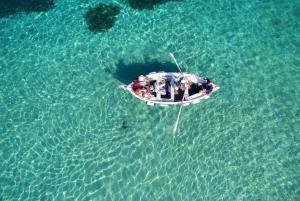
xmin=133 ymin=83 xmax=141 ymax=91
xmin=143 ymin=93 xmax=150 ymax=98
xmin=138 ymin=75 xmax=146 ymax=86
xmin=203 ymin=78 xmax=213 ymax=93
xmin=197 ymin=85 xmax=204 ymax=91
xmin=203 ymin=83 xmax=213 ymax=93
xmin=161 ymin=86 xmax=170 ymax=95
xmin=143 ymin=89 xmax=151 ymax=94
xmin=150 ymin=85 xmax=159 ymax=93
xmin=206 ymin=85 xmax=213 ymax=93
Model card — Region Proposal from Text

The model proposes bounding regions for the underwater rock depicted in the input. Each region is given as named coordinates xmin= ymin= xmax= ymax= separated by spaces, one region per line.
xmin=0 ymin=0 xmax=55 ymax=18
xmin=83 ymin=3 xmax=120 ymax=33
xmin=121 ymin=121 xmax=129 ymax=129
xmin=121 ymin=0 xmax=176 ymax=10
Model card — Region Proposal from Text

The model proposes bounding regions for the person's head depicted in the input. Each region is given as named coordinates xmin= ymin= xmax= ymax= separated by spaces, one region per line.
xmin=160 ymin=80 xmax=166 ymax=85
xmin=136 ymin=88 xmax=141 ymax=94
xmin=133 ymin=78 xmax=138 ymax=83
xmin=197 ymin=83 xmax=202 ymax=86
xmin=208 ymin=81 xmax=213 ymax=86
xmin=145 ymin=80 xmax=150 ymax=86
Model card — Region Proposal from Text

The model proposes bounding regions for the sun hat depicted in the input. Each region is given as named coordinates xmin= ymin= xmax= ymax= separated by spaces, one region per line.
xmin=138 ymin=75 xmax=145 ymax=82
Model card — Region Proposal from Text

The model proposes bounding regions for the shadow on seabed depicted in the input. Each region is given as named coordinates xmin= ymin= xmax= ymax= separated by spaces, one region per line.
xmin=110 ymin=60 xmax=187 ymax=85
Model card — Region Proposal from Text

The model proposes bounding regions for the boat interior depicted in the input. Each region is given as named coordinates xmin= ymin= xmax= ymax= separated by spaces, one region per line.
xmin=146 ymin=74 xmax=205 ymax=102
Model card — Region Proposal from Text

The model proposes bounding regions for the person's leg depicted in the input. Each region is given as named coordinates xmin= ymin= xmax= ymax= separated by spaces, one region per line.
xmin=160 ymin=90 xmax=166 ymax=95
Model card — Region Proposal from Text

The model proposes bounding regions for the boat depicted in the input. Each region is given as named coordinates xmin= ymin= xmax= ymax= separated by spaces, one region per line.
xmin=118 ymin=52 xmax=220 ymax=107
xmin=118 ymin=71 xmax=220 ymax=107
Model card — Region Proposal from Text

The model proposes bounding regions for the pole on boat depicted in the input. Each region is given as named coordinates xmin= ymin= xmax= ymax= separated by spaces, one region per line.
xmin=169 ymin=52 xmax=184 ymax=76
xmin=172 ymin=95 xmax=185 ymax=135
xmin=169 ymin=52 xmax=185 ymax=135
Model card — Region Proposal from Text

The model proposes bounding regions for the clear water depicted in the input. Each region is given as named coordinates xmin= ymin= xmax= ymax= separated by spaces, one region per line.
xmin=1 ymin=0 xmax=300 ymax=200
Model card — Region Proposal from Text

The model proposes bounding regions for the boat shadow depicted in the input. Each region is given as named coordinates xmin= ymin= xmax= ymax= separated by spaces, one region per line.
xmin=112 ymin=60 xmax=186 ymax=84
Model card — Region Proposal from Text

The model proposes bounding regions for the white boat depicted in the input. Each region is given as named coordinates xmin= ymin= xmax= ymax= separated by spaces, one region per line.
xmin=118 ymin=71 xmax=220 ymax=107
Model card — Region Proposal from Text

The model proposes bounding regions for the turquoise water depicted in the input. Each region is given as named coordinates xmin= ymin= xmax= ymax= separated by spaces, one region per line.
xmin=1 ymin=0 xmax=300 ymax=200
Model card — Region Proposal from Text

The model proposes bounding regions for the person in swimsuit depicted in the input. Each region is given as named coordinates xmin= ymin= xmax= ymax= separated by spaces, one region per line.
xmin=135 ymin=88 xmax=143 ymax=98
xmin=136 ymin=88 xmax=153 ymax=100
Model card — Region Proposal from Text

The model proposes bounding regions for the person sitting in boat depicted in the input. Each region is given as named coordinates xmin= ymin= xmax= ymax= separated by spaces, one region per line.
xmin=135 ymin=88 xmax=144 ymax=98
xmin=203 ymin=78 xmax=214 ymax=96
xmin=174 ymin=76 xmax=189 ymax=90
xmin=138 ymin=75 xmax=146 ymax=86
xmin=150 ymin=81 xmax=159 ymax=93
xmin=197 ymin=82 xmax=204 ymax=94
xmin=154 ymin=80 xmax=170 ymax=95
xmin=174 ymin=76 xmax=181 ymax=90
xmin=132 ymin=78 xmax=141 ymax=92
xmin=136 ymin=88 xmax=153 ymax=100
xmin=180 ymin=79 xmax=189 ymax=91
xmin=150 ymin=80 xmax=170 ymax=96
xmin=160 ymin=80 xmax=170 ymax=95
xmin=144 ymin=80 xmax=151 ymax=91
xmin=143 ymin=88 xmax=155 ymax=100
xmin=141 ymin=86 xmax=151 ymax=94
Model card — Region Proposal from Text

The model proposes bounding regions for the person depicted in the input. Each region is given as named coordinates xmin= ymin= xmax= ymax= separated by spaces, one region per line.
xmin=138 ymin=75 xmax=146 ymax=86
xmin=144 ymin=80 xmax=151 ymax=91
xmin=143 ymin=91 xmax=155 ymax=100
xmin=203 ymin=78 xmax=213 ymax=96
xmin=132 ymin=78 xmax=141 ymax=92
xmin=141 ymin=86 xmax=151 ymax=94
xmin=197 ymin=82 xmax=204 ymax=94
xmin=180 ymin=79 xmax=189 ymax=91
xmin=154 ymin=80 xmax=170 ymax=95
xmin=159 ymin=80 xmax=167 ymax=95
xmin=136 ymin=88 xmax=153 ymax=100
xmin=174 ymin=77 xmax=181 ymax=90
xmin=150 ymin=81 xmax=158 ymax=92
xmin=135 ymin=88 xmax=144 ymax=98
